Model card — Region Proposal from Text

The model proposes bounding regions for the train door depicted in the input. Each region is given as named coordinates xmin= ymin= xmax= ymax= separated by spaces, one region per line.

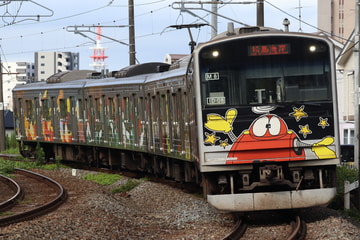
xmin=160 ymin=91 xmax=170 ymax=154
xmin=171 ymin=89 xmax=182 ymax=158
xmin=136 ymin=96 xmax=147 ymax=150
xmin=120 ymin=95 xmax=134 ymax=149
xmin=116 ymin=94 xmax=123 ymax=147
xmin=34 ymin=97 xmax=42 ymax=141
xmin=51 ymin=97 xmax=60 ymax=142
xmin=69 ymin=97 xmax=78 ymax=143
xmin=94 ymin=96 xmax=105 ymax=144
xmin=182 ymin=91 xmax=191 ymax=159
xmin=24 ymin=98 xmax=36 ymax=140
xmin=41 ymin=97 xmax=54 ymax=141
xmin=59 ymin=97 xmax=72 ymax=143
xmin=107 ymin=96 xmax=119 ymax=147
xmin=76 ymin=98 xmax=86 ymax=143
xmin=151 ymin=93 xmax=161 ymax=153
xmin=14 ymin=97 xmax=24 ymax=141
xmin=84 ymin=97 xmax=94 ymax=143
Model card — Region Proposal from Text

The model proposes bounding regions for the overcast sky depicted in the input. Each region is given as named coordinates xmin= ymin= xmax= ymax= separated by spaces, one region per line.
xmin=0 ymin=0 xmax=318 ymax=70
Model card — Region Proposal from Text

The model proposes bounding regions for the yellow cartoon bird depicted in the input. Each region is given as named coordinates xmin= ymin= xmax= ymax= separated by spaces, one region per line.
xmin=311 ymin=137 xmax=336 ymax=159
xmin=205 ymin=109 xmax=237 ymax=133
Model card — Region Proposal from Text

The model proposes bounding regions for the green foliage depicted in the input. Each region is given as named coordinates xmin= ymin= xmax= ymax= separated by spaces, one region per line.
xmin=0 ymin=159 xmax=16 ymax=174
xmin=35 ymin=142 xmax=45 ymax=165
xmin=5 ymin=132 xmax=18 ymax=150
xmin=111 ymin=179 xmax=140 ymax=194
xmin=329 ymin=165 xmax=359 ymax=210
xmin=0 ymin=159 xmax=39 ymax=175
xmin=83 ymin=172 xmax=122 ymax=185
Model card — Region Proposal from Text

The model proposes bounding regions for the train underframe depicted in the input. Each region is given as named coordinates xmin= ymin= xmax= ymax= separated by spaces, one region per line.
xmin=20 ymin=141 xmax=337 ymax=211
xmin=20 ymin=141 xmax=201 ymax=185
xmin=202 ymin=162 xmax=337 ymax=211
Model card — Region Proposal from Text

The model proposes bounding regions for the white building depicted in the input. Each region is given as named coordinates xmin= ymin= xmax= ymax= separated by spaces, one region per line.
xmin=35 ymin=51 xmax=79 ymax=82
xmin=318 ymin=0 xmax=356 ymax=145
xmin=3 ymin=61 xmax=34 ymax=111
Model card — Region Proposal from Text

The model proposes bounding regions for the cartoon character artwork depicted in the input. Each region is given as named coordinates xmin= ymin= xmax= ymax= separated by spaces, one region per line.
xmin=203 ymin=106 xmax=337 ymax=164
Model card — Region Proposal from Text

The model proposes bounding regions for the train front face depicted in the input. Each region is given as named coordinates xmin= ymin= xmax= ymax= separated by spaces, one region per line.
xmin=194 ymin=32 xmax=340 ymax=212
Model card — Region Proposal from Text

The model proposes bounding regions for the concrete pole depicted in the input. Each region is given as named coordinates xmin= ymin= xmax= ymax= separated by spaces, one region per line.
xmin=257 ymin=0 xmax=264 ymax=27
xmin=356 ymin=0 xmax=360 ymax=211
xmin=355 ymin=0 xmax=360 ymax=170
xmin=0 ymin=57 xmax=5 ymax=151
xmin=211 ymin=0 xmax=218 ymax=38
xmin=129 ymin=0 xmax=136 ymax=65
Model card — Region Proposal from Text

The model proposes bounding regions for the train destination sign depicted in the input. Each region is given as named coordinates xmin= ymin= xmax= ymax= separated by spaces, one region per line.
xmin=248 ymin=43 xmax=290 ymax=56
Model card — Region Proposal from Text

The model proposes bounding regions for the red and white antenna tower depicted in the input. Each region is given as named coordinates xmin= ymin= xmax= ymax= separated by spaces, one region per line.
xmin=90 ymin=27 xmax=108 ymax=71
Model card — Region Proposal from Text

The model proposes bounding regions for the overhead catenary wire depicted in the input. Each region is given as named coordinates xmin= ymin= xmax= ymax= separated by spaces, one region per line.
xmin=0 ymin=0 xmax=350 ymax=65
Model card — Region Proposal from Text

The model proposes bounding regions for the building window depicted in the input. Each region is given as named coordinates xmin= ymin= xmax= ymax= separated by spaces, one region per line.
xmin=344 ymin=128 xmax=354 ymax=145
xmin=41 ymin=71 xmax=45 ymax=74
xmin=41 ymin=55 xmax=45 ymax=59
xmin=41 ymin=63 xmax=45 ymax=66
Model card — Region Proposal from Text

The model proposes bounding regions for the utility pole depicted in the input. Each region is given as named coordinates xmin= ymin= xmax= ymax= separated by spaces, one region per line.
xmin=257 ymin=0 xmax=264 ymax=27
xmin=211 ymin=0 xmax=218 ymax=38
xmin=129 ymin=0 xmax=136 ymax=65
xmin=355 ymin=0 xmax=360 ymax=170
xmin=0 ymin=57 xmax=5 ymax=152
xmin=355 ymin=0 xmax=360 ymax=211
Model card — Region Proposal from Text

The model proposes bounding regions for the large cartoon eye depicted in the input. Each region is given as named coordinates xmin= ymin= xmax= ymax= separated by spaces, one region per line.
xmin=252 ymin=116 xmax=269 ymax=137
xmin=268 ymin=116 xmax=281 ymax=136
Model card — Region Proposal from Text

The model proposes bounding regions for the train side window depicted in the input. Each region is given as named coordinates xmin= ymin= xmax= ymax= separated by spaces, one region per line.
xmin=94 ymin=98 xmax=100 ymax=120
xmin=59 ymin=99 xmax=67 ymax=120
xmin=41 ymin=99 xmax=50 ymax=120
xmin=77 ymin=99 xmax=83 ymax=120
xmin=123 ymin=97 xmax=129 ymax=122
xmin=108 ymin=97 xmax=115 ymax=120
xmin=25 ymin=100 xmax=33 ymax=119
xmin=100 ymin=96 xmax=105 ymax=121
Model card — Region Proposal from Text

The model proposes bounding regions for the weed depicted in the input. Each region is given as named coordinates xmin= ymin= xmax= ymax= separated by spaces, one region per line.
xmin=111 ymin=179 xmax=140 ymax=194
xmin=83 ymin=172 xmax=122 ymax=185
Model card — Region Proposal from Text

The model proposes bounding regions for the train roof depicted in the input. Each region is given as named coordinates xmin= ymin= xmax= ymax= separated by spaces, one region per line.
xmin=13 ymin=78 xmax=88 ymax=92
xmin=46 ymin=70 xmax=96 ymax=83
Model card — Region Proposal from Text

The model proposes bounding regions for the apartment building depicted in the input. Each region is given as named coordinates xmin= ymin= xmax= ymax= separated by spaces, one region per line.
xmin=35 ymin=51 xmax=79 ymax=82
xmin=318 ymin=0 xmax=357 ymax=145
xmin=2 ymin=61 xmax=34 ymax=110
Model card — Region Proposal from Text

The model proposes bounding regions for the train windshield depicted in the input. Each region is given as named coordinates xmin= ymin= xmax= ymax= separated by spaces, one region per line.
xmin=199 ymin=36 xmax=332 ymax=107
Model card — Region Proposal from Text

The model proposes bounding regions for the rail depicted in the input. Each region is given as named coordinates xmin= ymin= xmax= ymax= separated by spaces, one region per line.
xmin=0 ymin=174 xmax=23 ymax=211
xmin=0 ymin=168 xmax=67 ymax=227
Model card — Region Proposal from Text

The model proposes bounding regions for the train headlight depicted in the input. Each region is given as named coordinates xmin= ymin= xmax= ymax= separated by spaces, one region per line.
xmin=212 ymin=50 xmax=219 ymax=57
xmin=309 ymin=45 xmax=316 ymax=52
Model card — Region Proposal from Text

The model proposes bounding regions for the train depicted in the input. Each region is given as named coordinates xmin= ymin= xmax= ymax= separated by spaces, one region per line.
xmin=13 ymin=26 xmax=340 ymax=212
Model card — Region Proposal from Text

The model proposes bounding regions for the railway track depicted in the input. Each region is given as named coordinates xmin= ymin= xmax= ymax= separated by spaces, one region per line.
xmin=0 ymin=168 xmax=67 ymax=227
xmin=222 ymin=213 xmax=307 ymax=240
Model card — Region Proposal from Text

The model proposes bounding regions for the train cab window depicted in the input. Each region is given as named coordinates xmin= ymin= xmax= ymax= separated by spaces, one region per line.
xmin=199 ymin=36 xmax=332 ymax=107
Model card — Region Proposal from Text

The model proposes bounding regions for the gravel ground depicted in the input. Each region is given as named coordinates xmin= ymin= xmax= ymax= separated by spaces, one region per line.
xmin=1 ymin=168 xmax=360 ymax=240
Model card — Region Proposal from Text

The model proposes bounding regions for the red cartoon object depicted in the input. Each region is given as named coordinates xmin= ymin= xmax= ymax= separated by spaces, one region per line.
xmin=227 ymin=114 xmax=305 ymax=164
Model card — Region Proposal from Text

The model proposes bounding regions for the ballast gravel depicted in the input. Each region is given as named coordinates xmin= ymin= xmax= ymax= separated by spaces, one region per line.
xmin=1 ymin=168 xmax=360 ymax=240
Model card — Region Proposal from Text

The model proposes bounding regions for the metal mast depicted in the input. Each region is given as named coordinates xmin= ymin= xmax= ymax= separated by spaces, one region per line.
xmin=129 ymin=0 xmax=136 ymax=65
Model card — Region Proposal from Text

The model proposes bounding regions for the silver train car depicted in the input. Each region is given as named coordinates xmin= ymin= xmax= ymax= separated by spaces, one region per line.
xmin=13 ymin=27 xmax=340 ymax=212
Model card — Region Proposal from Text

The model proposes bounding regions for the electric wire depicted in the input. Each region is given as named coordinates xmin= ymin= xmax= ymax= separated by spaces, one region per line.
xmin=0 ymin=1 xmax=354 ymax=65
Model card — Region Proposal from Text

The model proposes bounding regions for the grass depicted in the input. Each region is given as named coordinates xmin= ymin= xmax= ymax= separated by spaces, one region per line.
xmin=110 ymin=179 xmax=141 ymax=194
xmin=328 ymin=165 xmax=360 ymax=223
xmin=82 ymin=172 xmax=122 ymax=185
